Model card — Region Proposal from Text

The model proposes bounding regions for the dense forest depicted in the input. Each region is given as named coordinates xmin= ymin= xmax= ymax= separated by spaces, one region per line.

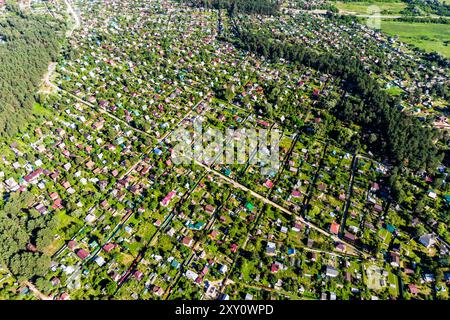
xmin=0 ymin=2 xmax=65 ymax=137
xmin=0 ymin=191 xmax=58 ymax=280
xmin=180 ymin=0 xmax=281 ymax=15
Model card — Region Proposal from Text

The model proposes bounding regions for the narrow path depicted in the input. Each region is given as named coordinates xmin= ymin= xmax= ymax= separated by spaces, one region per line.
xmin=339 ymin=154 xmax=358 ymax=237
xmin=65 ymin=0 xmax=81 ymax=37
xmin=194 ymin=159 xmax=369 ymax=258
xmin=23 ymin=280 xmax=53 ymax=300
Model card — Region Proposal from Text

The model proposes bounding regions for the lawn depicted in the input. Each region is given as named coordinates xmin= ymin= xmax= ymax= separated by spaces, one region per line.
xmin=387 ymin=270 xmax=399 ymax=297
xmin=333 ymin=1 xmax=407 ymax=15
xmin=380 ymin=21 xmax=450 ymax=57
xmin=384 ymin=86 xmax=405 ymax=96
xmin=32 ymin=102 xmax=53 ymax=117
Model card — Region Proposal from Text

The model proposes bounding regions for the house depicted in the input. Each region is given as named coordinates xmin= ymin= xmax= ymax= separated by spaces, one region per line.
xmin=264 ymin=179 xmax=274 ymax=188
xmin=325 ymin=266 xmax=339 ymax=278
xmin=186 ymin=270 xmax=198 ymax=281
xmin=330 ymin=221 xmax=340 ymax=235
xmin=292 ymin=222 xmax=304 ymax=232
xmin=76 ymin=249 xmax=90 ymax=260
xmin=423 ymin=273 xmax=435 ymax=283
xmin=4 ymin=178 xmax=19 ymax=192
xmin=52 ymin=198 xmax=63 ymax=210
xmin=95 ymin=256 xmax=105 ymax=267
xmin=86 ymin=160 xmax=95 ymax=169
xmin=171 ymin=259 xmax=181 ymax=269
xmin=335 ymin=243 xmax=346 ymax=252
xmin=110 ymin=272 xmax=121 ymax=282
xmin=68 ymin=240 xmax=77 ymax=251
xmin=245 ymin=202 xmax=255 ymax=212
xmin=271 ymin=263 xmax=279 ymax=273
xmin=258 ymin=120 xmax=270 ymax=127
xmin=219 ymin=294 xmax=230 ymax=301
xmin=390 ymin=252 xmax=400 ymax=267
xmin=210 ymin=230 xmax=219 ymax=239
xmin=51 ymin=277 xmax=61 ymax=286
xmin=49 ymin=192 xmax=59 ymax=201
xmin=291 ymin=190 xmax=301 ymax=198
xmin=23 ymin=168 xmax=43 ymax=184
xmin=92 ymin=120 xmax=105 ymax=130
xmin=153 ymin=286 xmax=164 ymax=297
xmin=100 ymin=200 xmax=109 ymax=209
xmin=103 ymin=243 xmax=116 ymax=253
xmin=408 ymin=284 xmax=419 ymax=295
xmin=134 ymin=270 xmax=143 ymax=281
xmin=161 ymin=190 xmax=176 ymax=206
xmin=26 ymin=243 xmax=37 ymax=253
xmin=204 ymin=204 xmax=216 ymax=215
xmin=219 ymin=264 xmax=228 ymax=274
xmin=419 ymin=234 xmax=436 ymax=248
xmin=344 ymin=232 xmax=356 ymax=242
xmin=154 ymin=219 xmax=162 ymax=227
xmin=35 ymin=203 xmax=48 ymax=215
xmin=58 ymin=292 xmax=70 ymax=300
xmin=374 ymin=204 xmax=383 ymax=212
xmin=266 ymin=242 xmax=276 ymax=255
xmin=85 ymin=213 xmax=96 ymax=224
xmin=61 ymin=181 xmax=71 ymax=189
xmin=182 ymin=236 xmax=193 ymax=247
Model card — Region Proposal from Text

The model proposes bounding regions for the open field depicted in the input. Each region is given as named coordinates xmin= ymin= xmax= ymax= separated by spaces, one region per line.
xmin=380 ymin=21 xmax=450 ymax=57
xmin=333 ymin=1 xmax=407 ymax=15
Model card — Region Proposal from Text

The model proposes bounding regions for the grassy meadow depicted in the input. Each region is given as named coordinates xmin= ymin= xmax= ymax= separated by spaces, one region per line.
xmin=380 ymin=21 xmax=450 ymax=57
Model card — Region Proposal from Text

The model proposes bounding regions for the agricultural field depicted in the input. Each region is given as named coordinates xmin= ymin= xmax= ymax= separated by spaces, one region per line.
xmin=332 ymin=1 xmax=407 ymax=15
xmin=380 ymin=21 xmax=450 ymax=57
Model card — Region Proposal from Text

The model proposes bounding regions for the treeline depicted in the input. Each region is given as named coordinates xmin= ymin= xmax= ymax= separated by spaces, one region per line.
xmin=180 ymin=0 xmax=281 ymax=15
xmin=396 ymin=16 xmax=449 ymax=24
xmin=227 ymin=26 xmax=444 ymax=171
xmin=0 ymin=3 xmax=65 ymax=138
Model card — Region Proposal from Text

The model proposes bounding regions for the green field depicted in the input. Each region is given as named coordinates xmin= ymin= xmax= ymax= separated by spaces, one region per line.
xmin=333 ymin=1 xmax=407 ymax=15
xmin=380 ymin=21 xmax=450 ymax=57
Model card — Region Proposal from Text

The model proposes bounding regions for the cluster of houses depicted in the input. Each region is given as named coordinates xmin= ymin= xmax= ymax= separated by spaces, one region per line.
xmin=0 ymin=0 xmax=448 ymax=301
